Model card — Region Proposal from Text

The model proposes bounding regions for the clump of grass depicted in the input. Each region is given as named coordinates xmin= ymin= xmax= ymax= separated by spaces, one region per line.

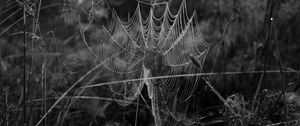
xmin=1 ymin=0 xmax=300 ymax=126
xmin=221 ymin=89 xmax=300 ymax=126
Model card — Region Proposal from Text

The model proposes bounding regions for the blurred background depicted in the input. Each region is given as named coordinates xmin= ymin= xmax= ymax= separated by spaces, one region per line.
xmin=1 ymin=0 xmax=300 ymax=125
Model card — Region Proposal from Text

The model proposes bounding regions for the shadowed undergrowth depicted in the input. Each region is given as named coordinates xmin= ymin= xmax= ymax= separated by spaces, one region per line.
xmin=1 ymin=0 xmax=300 ymax=126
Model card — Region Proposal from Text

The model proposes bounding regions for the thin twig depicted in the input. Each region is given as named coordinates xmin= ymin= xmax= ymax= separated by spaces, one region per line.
xmin=81 ymin=70 xmax=298 ymax=89
xmin=22 ymin=0 xmax=27 ymax=125
xmin=0 ymin=3 xmax=62 ymax=37
xmin=202 ymin=78 xmax=244 ymax=125
xmin=251 ymin=0 xmax=274 ymax=116
xmin=274 ymin=26 xmax=288 ymax=125
xmin=264 ymin=119 xmax=300 ymax=126
xmin=0 ymin=3 xmax=20 ymax=18
xmin=5 ymin=87 xmax=9 ymax=126
xmin=35 ymin=51 xmax=123 ymax=126
xmin=0 ymin=0 xmax=17 ymax=10
xmin=42 ymin=61 xmax=47 ymax=126
xmin=0 ymin=8 xmax=22 ymax=26
xmin=28 ymin=0 xmax=42 ymax=124
xmin=251 ymin=72 xmax=264 ymax=114
xmin=134 ymin=95 xmax=140 ymax=126
xmin=53 ymin=0 xmax=65 ymax=33
xmin=0 ymin=14 xmax=29 ymax=37
xmin=208 ymin=15 xmax=232 ymax=80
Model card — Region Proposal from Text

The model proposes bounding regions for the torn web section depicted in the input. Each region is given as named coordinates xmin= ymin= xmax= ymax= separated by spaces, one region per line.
xmin=96 ymin=14 xmax=146 ymax=107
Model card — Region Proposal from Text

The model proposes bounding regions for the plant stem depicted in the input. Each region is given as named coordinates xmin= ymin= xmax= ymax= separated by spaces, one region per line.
xmin=134 ymin=95 xmax=139 ymax=126
xmin=23 ymin=0 xmax=27 ymax=125
xmin=252 ymin=0 xmax=274 ymax=114
xmin=81 ymin=70 xmax=298 ymax=89
xmin=263 ymin=0 xmax=274 ymax=94
xmin=35 ymin=50 xmax=124 ymax=126
xmin=5 ymin=87 xmax=9 ymax=126
xmin=273 ymin=12 xmax=288 ymax=124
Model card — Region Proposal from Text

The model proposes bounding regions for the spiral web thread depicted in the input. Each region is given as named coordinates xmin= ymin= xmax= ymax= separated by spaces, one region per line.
xmin=95 ymin=0 xmax=210 ymax=125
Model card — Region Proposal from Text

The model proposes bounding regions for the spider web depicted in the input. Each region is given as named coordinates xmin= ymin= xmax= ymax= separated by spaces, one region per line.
xmin=96 ymin=0 xmax=210 ymax=125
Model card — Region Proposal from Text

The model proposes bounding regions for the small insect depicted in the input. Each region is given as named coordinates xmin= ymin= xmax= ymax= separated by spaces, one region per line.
xmin=190 ymin=54 xmax=201 ymax=68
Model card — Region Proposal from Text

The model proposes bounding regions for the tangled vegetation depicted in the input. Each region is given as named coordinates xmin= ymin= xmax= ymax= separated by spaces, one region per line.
xmin=1 ymin=0 xmax=300 ymax=126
